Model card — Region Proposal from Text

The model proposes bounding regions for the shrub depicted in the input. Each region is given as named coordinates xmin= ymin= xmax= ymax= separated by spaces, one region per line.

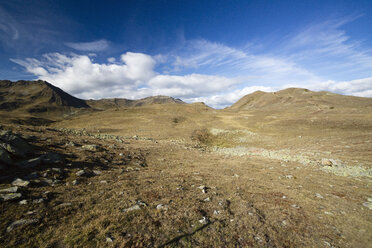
xmin=191 ymin=128 xmax=211 ymax=145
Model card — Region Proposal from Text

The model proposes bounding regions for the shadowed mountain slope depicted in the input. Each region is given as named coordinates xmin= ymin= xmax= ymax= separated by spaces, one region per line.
xmin=0 ymin=80 xmax=89 ymax=111
xmin=0 ymin=80 xmax=187 ymax=124
xmin=0 ymin=80 xmax=91 ymax=124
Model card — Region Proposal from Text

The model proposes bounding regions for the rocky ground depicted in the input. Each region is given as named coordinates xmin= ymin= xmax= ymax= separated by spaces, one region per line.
xmin=0 ymin=123 xmax=371 ymax=247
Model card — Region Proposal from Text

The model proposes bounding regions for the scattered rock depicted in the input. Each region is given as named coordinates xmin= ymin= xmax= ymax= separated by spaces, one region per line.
xmin=324 ymin=241 xmax=331 ymax=247
xmin=198 ymin=217 xmax=208 ymax=224
xmin=18 ymin=157 xmax=42 ymax=168
xmin=19 ymin=200 xmax=28 ymax=205
xmin=0 ymin=186 xmax=18 ymax=193
xmin=12 ymin=178 xmax=30 ymax=187
xmin=0 ymin=130 xmax=33 ymax=158
xmin=122 ymin=204 xmax=141 ymax=213
xmin=0 ymin=193 xmax=22 ymax=201
xmin=198 ymin=185 xmax=208 ymax=193
xmin=315 ymin=193 xmax=324 ymax=199
xmin=156 ymin=204 xmax=168 ymax=210
xmin=67 ymin=141 xmax=76 ymax=147
xmin=203 ymin=197 xmax=210 ymax=202
xmin=100 ymin=180 xmax=107 ymax=184
xmin=19 ymin=153 xmax=63 ymax=168
xmin=93 ymin=170 xmax=102 ymax=175
xmin=136 ymin=200 xmax=147 ymax=206
xmin=82 ymin=144 xmax=99 ymax=151
xmin=76 ymin=170 xmax=87 ymax=177
xmin=6 ymin=219 xmax=38 ymax=232
xmin=41 ymin=178 xmax=54 ymax=186
xmin=55 ymin=203 xmax=72 ymax=209
xmin=321 ymin=158 xmax=338 ymax=167
xmin=362 ymin=202 xmax=372 ymax=210
xmin=33 ymin=198 xmax=44 ymax=204
xmin=285 ymin=175 xmax=294 ymax=179
xmin=51 ymin=167 xmax=63 ymax=173
xmin=106 ymin=237 xmax=113 ymax=243
xmin=72 ymin=179 xmax=79 ymax=185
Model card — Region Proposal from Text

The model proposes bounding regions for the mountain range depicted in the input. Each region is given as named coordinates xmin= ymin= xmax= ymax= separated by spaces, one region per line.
xmin=0 ymin=80 xmax=371 ymax=125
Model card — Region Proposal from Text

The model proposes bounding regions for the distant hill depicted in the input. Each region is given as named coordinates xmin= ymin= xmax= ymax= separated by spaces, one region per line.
xmin=0 ymin=80 xmax=186 ymax=124
xmin=0 ymin=80 xmax=89 ymax=111
xmin=228 ymin=88 xmax=372 ymax=111
xmin=87 ymin=95 xmax=184 ymax=109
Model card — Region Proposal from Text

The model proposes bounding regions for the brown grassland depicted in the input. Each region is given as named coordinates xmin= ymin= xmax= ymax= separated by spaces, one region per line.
xmin=0 ymin=84 xmax=371 ymax=247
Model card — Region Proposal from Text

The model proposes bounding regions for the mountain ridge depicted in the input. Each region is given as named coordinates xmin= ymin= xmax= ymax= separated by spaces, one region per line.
xmin=228 ymin=87 xmax=372 ymax=111
xmin=0 ymin=80 xmax=186 ymax=112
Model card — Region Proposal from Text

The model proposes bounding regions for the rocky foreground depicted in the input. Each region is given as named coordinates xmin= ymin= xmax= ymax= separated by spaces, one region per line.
xmin=0 ymin=124 xmax=371 ymax=247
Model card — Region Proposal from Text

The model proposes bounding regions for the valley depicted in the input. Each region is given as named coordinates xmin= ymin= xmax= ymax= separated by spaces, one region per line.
xmin=0 ymin=80 xmax=371 ymax=247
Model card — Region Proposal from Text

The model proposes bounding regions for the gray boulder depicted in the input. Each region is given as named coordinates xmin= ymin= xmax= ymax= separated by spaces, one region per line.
xmin=122 ymin=204 xmax=141 ymax=213
xmin=0 ymin=130 xmax=33 ymax=158
xmin=12 ymin=178 xmax=30 ymax=187
xmin=0 ymin=193 xmax=22 ymax=201
xmin=0 ymin=186 xmax=18 ymax=193
xmin=76 ymin=170 xmax=87 ymax=177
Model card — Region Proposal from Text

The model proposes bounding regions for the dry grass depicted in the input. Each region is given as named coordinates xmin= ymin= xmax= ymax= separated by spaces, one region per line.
xmin=0 ymin=97 xmax=371 ymax=247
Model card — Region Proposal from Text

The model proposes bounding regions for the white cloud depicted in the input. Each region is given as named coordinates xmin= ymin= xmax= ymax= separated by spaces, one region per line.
xmin=308 ymin=77 xmax=372 ymax=97
xmin=10 ymin=52 xmax=242 ymax=106
xmin=186 ymin=86 xmax=275 ymax=109
xmin=11 ymin=52 xmax=157 ymax=96
xmin=65 ymin=39 xmax=110 ymax=51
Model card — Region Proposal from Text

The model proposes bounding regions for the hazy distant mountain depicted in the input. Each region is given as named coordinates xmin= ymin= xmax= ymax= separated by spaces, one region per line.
xmin=87 ymin=95 xmax=184 ymax=109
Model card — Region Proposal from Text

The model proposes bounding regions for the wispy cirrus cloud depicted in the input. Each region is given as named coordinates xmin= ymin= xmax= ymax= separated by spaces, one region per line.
xmin=283 ymin=16 xmax=372 ymax=80
xmin=0 ymin=7 xmax=19 ymax=42
xmin=167 ymin=39 xmax=321 ymax=87
xmin=65 ymin=39 xmax=110 ymax=52
xmin=0 ymin=3 xmax=73 ymax=56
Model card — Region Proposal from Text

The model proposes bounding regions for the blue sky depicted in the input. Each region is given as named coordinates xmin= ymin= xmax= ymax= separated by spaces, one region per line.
xmin=1 ymin=0 xmax=372 ymax=108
